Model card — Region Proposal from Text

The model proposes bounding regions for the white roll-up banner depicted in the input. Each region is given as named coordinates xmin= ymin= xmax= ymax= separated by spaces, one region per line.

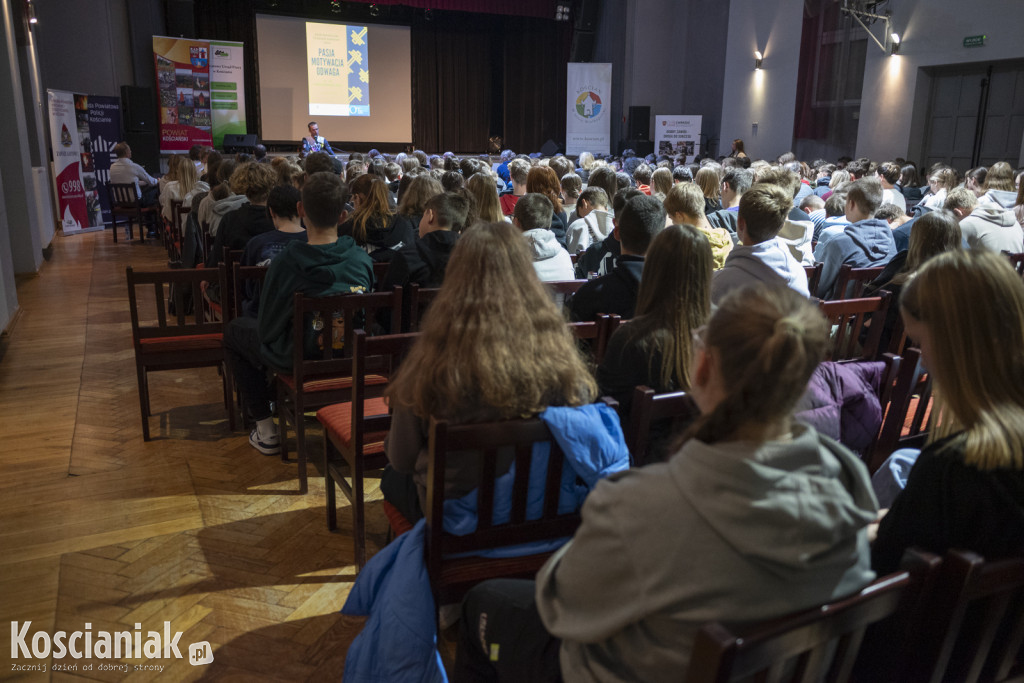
xmin=566 ymin=63 xmax=612 ymax=157
xmin=654 ymin=115 xmax=702 ymax=163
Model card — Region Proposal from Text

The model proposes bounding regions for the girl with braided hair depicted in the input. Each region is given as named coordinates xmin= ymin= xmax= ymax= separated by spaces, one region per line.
xmin=456 ymin=285 xmax=878 ymax=682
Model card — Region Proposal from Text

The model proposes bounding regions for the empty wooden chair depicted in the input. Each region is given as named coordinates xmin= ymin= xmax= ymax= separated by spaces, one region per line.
xmin=901 ymin=550 xmax=1024 ymax=683
xmin=424 ymin=415 xmax=585 ymax=606
xmin=108 ymin=181 xmax=158 ymax=243
xmin=818 ymin=292 xmax=890 ymax=362
xmin=126 ymin=266 xmax=229 ymax=440
xmin=317 ymin=329 xmax=419 ymax=568
xmin=275 ymin=288 xmax=402 ymax=492
xmin=686 ymin=570 xmax=916 ymax=683
xmin=625 ymin=386 xmax=700 ymax=466
xmin=832 ymin=264 xmax=887 ymax=300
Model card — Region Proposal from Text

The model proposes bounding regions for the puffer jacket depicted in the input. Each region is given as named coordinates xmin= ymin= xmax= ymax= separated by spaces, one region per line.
xmin=795 ymin=361 xmax=887 ymax=456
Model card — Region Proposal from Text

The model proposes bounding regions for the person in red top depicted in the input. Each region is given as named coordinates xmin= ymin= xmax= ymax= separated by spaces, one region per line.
xmin=500 ymin=158 xmax=530 ymax=216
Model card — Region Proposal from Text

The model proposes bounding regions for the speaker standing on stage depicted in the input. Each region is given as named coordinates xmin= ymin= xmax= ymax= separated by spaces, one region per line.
xmin=301 ymin=121 xmax=333 ymax=156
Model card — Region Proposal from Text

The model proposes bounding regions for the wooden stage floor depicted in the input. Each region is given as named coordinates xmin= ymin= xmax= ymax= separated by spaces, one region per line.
xmin=0 ymin=228 xmax=380 ymax=681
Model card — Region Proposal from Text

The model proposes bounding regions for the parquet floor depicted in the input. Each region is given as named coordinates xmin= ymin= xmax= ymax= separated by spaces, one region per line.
xmin=0 ymin=229 xmax=385 ymax=681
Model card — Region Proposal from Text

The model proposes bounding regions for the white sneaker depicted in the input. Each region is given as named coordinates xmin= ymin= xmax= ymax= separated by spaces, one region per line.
xmin=249 ymin=420 xmax=280 ymax=456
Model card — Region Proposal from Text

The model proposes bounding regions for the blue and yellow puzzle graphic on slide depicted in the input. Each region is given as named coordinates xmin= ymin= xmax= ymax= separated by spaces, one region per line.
xmin=306 ymin=22 xmax=370 ymax=116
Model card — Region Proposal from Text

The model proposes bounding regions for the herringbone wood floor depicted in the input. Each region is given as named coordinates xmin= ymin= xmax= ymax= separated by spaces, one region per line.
xmin=1 ymin=228 xmax=386 ymax=681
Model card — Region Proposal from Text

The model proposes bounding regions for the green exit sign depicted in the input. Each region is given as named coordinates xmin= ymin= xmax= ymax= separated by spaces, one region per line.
xmin=963 ymin=35 xmax=987 ymax=48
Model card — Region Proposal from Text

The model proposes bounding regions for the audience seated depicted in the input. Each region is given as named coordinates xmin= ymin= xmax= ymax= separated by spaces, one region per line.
xmin=757 ymin=166 xmax=815 ymax=265
xmin=815 ymin=177 xmax=897 ymax=299
xmin=877 ymin=161 xmax=907 ymax=213
xmin=239 ymin=185 xmax=307 ymax=318
xmin=340 ymin=174 xmax=415 ymax=262
xmin=695 ymin=166 xmax=722 ymax=215
xmin=920 ymin=166 xmax=958 ymax=210
xmin=379 ymin=221 xmax=599 ymax=523
xmin=568 ymin=194 xmax=666 ymax=322
xmin=109 ymin=141 xmax=159 ymax=206
xmin=664 ymin=182 xmax=734 ymax=269
xmin=160 ymin=154 xmax=209 ymax=226
xmin=394 ymin=174 xmax=444 ymax=238
xmin=977 ymin=161 xmax=1018 ymax=211
xmin=207 ymin=162 xmax=277 ymax=266
xmin=712 ymin=183 xmax=809 ymax=304
xmin=223 ymin=172 xmax=373 ymax=456
xmin=457 ymin=285 xmax=877 ymax=681
xmin=500 ymin=158 xmax=530 ymax=216
xmin=196 ymin=159 xmax=244 ymax=237
xmin=872 ymin=249 xmax=1024 ymax=573
xmin=382 ymin=190 xmax=467 ymax=291
xmin=944 ymin=186 xmax=1024 ymax=253
xmin=573 ymin=188 xmax=642 ymax=279
xmin=465 ymin=172 xmax=505 ymax=225
xmin=597 ymin=223 xmax=711 ymax=419
xmin=526 ymin=166 xmax=569 ymax=246
xmin=514 ymin=193 xmax=575 ymax=282
xmin=565 ymin=187 xmax=612 ymax=254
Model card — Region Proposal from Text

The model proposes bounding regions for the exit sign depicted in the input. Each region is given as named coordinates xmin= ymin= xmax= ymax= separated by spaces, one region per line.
xmin=963 ymin=35 xmax=987 ymax=48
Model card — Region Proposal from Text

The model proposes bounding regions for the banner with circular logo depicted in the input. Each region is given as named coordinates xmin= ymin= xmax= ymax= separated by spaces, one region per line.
xmin=566 ymin=63 xmax=612 ymax=156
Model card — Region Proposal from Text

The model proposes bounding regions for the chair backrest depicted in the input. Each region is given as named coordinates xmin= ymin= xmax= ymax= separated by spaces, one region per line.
xmin=904 ymin=549 xmax=1024 ymax=683
xmin=227 ymin=262 xmax=268 ymax=323
xmin=818 ymin=292 xmax=890 ymax=361
xmin=126 ymin=266 xmax=222 ymax=344
xmin=289 ymin=288 xmax=403 ymax=377
xmin=566 ymin=313 xmax=620 ymax=365
xmin=109 ymin=181 xmax=141 ymax=207
xmin=833 ymin=264 xmax=886 ymax=300
xmin=804 ymin=262 xmax=824 ymax=294
xmin=545 ymin=279 xmax=588 ymax=296
xmin=424 ymin=415 xmax=583 ymax=603
xmin=371 ymin=260 xmax=390 ymax=285
xmin=347 ymin=328 xmax=420 ymax=452
xmin=625 ymin=386 xmax=699 ymax=466
xmin=407 ymin=283 xmax=441 ymax=332
xmin=687 ymin=571 xmax=915 ymax=683
xmin=866 ymin=347 xmax=931 ymax=473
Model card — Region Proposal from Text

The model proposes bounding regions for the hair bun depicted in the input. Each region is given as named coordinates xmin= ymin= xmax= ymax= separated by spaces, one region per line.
xmin=774 ymin=316 xmax=806 ymax=337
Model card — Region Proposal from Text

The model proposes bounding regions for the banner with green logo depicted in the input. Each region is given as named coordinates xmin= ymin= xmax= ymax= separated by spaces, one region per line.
xmin=209 ymin=41 xmax=247 ymax=150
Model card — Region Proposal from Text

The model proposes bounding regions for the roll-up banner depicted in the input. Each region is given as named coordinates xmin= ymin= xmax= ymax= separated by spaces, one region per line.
xmin=47 ymin=89 xmax=91 ymax=234
xmin=83 ymin=95 xmax=122 ymax=226
xmin=654 ymin=115 xmax=702 ymax=163
xmin=153 ymin=36 xmax=214 ymax=153
xmin=209 ymin=40 xmax=246 ymax=149
xmin=566 ymin=63 xmax=612 ymax=157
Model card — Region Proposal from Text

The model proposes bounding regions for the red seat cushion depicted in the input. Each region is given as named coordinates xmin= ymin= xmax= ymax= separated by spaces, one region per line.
xmin=317 ymin=398 xmax=389 ymax=455
xmin=382 ymin=501 xmax=414 ymax=538
xmin=280 ymin=373 xmax=387 ymax=394
xmin=138 ymin=333 xmax=223 ymax=352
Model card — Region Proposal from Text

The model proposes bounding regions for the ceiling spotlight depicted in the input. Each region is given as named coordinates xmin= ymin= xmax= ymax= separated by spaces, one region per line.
xmin=330 ymin=0 xmax=341 ymax=14
xmin=754 ymin=50 xmax=763 ymax=70
xmin=369 ymin=3 xmax=380 ymax=16
xmin=26 ymin=1 xmax=37 ymax=24
xmin=890 ymin=32 xmax=901 ymax=54
xmin=555 ymin=3 xmax=571 ymax=21
xmin=423 ymin=8 xmax=433 ymax=21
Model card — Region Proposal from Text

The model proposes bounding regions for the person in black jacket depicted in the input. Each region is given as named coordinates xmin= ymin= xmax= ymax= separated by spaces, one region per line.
xmin=381 ymin=191 xmax=468 ymax=291
xmin=567 ymin=194 xmax=666 ymax=322
xmin=340 ymin=174 xmax=415 ymax=262
xmin=207 ymin=162 xmax=277 ymax=267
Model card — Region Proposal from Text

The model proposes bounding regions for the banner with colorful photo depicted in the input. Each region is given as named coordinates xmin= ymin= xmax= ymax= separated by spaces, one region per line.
xmin=654 ymin=115 xmax=702 ymax=164
xmin=209 ymin=40 xmax=247 ymax=150
xmin=566 ymin=63 xmax=612 ymax=157
xmin=153 ymin=36 xmax=214 ymax=153
xmin=47 ymin=89 xmax=90 ymax=234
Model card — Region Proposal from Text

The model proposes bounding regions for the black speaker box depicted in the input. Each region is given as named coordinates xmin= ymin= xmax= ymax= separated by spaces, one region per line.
xmin=574 ymin=0 xmax=600 ymax=31
xmin=222 ymin=134 xmax=258 ymax=153
xmin=540 ymin=139 xmax=562 ymax=156
xmin=121 ymin=86 xmax=156 ymax=133
xmin=627 ymin=106 xmax=651 ymax=141
xmin=619 ymin=139 xmax=654 ymax=157
xmin=124 ymin=131 xmax=160 ymax=176
xmin=570 ymin=31 xmax=596 ymax=62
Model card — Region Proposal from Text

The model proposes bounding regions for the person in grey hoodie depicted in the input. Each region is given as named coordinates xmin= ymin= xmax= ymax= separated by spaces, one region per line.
xmin=514 ymin=193 xmax=575 ymax=282
xmin=977 ymin=161 xmax=1019 ymax=213
xmin=455 ymin=286 xmax=877 ymax=682
xmin=711 ymin=183 xmax=809 ymax=304
xmin=816 ymin=177 xmax=896 ymax=299
xmin=945 ymin=186 xmax=1024 ymax=253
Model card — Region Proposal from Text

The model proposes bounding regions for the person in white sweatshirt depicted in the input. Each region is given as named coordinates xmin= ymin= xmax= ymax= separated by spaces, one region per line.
xmin=565 ymin=187 xmax=613 ymax=254
xmin=711 ymin=183 xmax=810 ymax=304
xmin=945 ymin=186 xmax=1024 ymax=253
xmin=514 ymin=193 xmax=575 ymax=282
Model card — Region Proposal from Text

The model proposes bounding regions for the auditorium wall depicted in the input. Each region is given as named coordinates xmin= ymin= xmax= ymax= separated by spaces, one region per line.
xmin=856 ymin=0 xmax=1024 ymax=164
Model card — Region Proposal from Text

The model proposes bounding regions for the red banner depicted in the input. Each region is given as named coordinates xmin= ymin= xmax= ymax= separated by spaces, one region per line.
xmin=153 ymin=36 xmax=214 ymax=153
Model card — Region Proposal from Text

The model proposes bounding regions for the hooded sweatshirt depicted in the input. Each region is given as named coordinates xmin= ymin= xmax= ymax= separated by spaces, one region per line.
xmin=816 ymin=218 xmax=897 ymax=299
xmin=712 ymin=237 xmax=810 ymax=304
xmin=257 ymin=236 xmax=374 ymax=370
xmin=535 ymin=424 xmax=877 ymax=683
xmin=959 ymin=206 xmax=1024 ymax=253
xmin=524 ymin=228 xmax=575 ymax=282
xmin=978 ymin=189 xmax=1018 ymax=211
xmin=204 ymin=193 xmax=248 ymax=237
xmin=566 ymin=210 xmax=613 ymax=254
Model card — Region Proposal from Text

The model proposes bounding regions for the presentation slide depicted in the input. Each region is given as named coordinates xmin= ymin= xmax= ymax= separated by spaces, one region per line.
xmin=256 ymin=14 xmax=411 ymax=144
xmin=306 ymin=22 xmax=369 ymax=117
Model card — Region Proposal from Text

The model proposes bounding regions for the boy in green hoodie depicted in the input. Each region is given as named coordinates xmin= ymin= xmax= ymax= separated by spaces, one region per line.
xmin=224 ymin=171 xmax=374 ymax=455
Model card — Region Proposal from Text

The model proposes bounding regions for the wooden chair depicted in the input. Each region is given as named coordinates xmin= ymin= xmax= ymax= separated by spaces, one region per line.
xmin=832 ymin=264 xmax=886 ymax=300
xmin=686 ymin=570 xmax=916 ymax=683
xmin=804 ymin=262 xmax=824 ymax=295
xmin=625 ymin=386 xmax=700 ymax=467
xmin=545 ymin=279 xmax=588 ymax=297
xmin=424 ymin=415 xmax=584 ymax=606
xmin=901 ymin=550 xmax=1024 ymax=683
xmin=220 ymin=262 xmax=268 ymax=430
xmin=108 ymin=181 xmax=158 ymax=243
xmin=275 ymin=288 xmax=402 ymax=492
xmin=126 ymin=266 xmax=229 ymax=440
xmin=567 ymin=314 xmax=620 ymax=365
xmin=407 ymin=283 xmax=441 ymax=332
xmin=168 ymin=201 xmax=190 ymax=263
xmin=371 ymin=260 xmax=390 ymax=287
xmin=818 ymin=292 xmax=890 ymax=361
xmin=866 ymin=347 xmax=931 ymax=474
xmin=317 ymin=329 xmax=419 ymax=568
